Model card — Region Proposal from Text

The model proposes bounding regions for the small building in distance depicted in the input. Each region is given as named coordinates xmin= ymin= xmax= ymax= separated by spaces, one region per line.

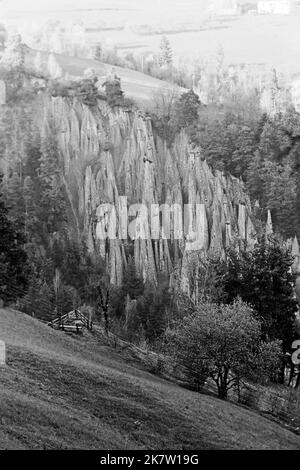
xmin=257 ymin=0 xmax=292 ymax=14
xmin=208 ymin=0 xmax=240 ymax=15
xmin=238 ymin=2 xmax=258 ymax=14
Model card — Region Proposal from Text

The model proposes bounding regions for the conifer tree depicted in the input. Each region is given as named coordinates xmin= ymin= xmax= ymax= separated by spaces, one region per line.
xmin=38 ymin=130 xmax=67 ymax=238
xmin=93 ymin=43 xmax=102 ymax=61
xmin=246 ymin=150 xmax=264 ymax=203
xmin=5 ymin=169 xmax=25 ymax=224
xmin=159 ymin=36 xmax=173 ymax=68
xmin=174 ymin=89 xmax=201 ymax=129
xmin=231 ymin=125 xmax=256 ymax=176
xmin=263 ymin=161 xmax=297 ymax=238
xmin=0 ymin=182 xmax=28 ymax=303
xmin=122 ymin=258 xmax=144 ymax=300
xmin=220 ymin=237 xmax=298 ymax=355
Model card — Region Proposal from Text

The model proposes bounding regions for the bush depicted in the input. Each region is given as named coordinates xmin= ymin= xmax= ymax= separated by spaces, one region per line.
xmin=49 ymin=78 xmax=101 ymax=106
xmin=122 ymin=96 xmax=136 ymax=109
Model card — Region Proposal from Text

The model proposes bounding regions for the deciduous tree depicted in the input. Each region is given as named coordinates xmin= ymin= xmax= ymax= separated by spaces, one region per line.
xmin=166 ymin=298 xmax=281 ymax=398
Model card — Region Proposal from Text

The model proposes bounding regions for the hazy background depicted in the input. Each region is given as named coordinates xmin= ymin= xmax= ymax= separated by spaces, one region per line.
xmin=1 ymin=0 xmax=300 ymax=76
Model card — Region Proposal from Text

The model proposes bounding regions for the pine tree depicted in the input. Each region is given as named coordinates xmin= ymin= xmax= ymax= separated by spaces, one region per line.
xmin=220 ymin=237 xmax=298 ymax=354
xmin=159 ymin=36 xmax=173 ymax=68
xmin=0 ymin=183 xmax=28 ymax=303
xmin=38 ymin=130 xmax=67 ymax=238
xmin=24 ymin=175 xmax=39 ymax=241
xmin=294 ymin=173 xmax=300 ymax=238
xmin=246 ymin=150 xmax=264 ymax=203
xmin=20 ymin=279 xmax=53 ymax=320
xmin=263 ymin=161 xmax=297 ymax=238
xmin=258 ymin=119 xmax=281 ymax=162
xmin=137 ymin=274 xmax=170 ymax=343
xmin=231 ymin=125 xmax=256 ymax=176
xmin=93 ymin=43 xmax=102 ymax=61
xmin=122 ymin=258 xmax=144 ymax=300
xmin=5 ymin=169 xmax=25 ymax=224
xmin=174 ymin=89 xmax=201 ymax=129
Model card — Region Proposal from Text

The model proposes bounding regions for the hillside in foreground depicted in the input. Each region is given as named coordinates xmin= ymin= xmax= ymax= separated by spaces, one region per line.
xmin=0 ymin=308 xmax=299 ymax=450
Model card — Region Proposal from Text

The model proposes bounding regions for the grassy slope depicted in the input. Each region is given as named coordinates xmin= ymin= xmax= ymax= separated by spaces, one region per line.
xmin=0 ymin=307 xmax=300 ymax=450
xmin=27 ymin=48 xmax=182 ymax=103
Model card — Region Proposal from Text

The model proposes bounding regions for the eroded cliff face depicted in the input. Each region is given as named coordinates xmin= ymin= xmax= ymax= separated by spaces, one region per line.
xmin=40 ymin=96 xmax=255 ymax=291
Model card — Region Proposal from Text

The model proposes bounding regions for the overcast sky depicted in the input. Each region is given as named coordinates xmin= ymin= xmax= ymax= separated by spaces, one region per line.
xmin=2 ymin=0 xmax=211 ymax=13
xmin=3 ymin=0 xmax=179 ymax=10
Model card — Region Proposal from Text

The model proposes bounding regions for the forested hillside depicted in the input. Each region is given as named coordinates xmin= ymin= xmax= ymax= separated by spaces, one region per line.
xmin=0 ymin=53 xmax=254 ymax=313
xmin=194 ymin=100 xmax=300 ymax=240
xmin=1 ymin=35 xmax=300 ymax=441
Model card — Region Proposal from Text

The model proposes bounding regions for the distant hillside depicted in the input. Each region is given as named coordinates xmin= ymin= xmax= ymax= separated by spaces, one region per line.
xmin=0 ymin=307 xmax=299 ymax=449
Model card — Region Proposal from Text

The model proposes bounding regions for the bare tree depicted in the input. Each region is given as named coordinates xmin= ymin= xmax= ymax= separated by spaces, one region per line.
xmin=151 ymin=86 xmax=179 ymax=121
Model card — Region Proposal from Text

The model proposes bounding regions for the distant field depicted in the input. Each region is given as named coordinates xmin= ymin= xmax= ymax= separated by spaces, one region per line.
xmin=85 ymin=14 xmax=300 ymax=76
xmin=4 ymin=2 xmax=300 ymax=77
xmin=0 ymin=307 xmax=300 ymax=449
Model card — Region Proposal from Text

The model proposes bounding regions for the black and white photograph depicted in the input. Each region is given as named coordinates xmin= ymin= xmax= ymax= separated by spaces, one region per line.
xmin=0 ymin=0 xmax=300 ymax=456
